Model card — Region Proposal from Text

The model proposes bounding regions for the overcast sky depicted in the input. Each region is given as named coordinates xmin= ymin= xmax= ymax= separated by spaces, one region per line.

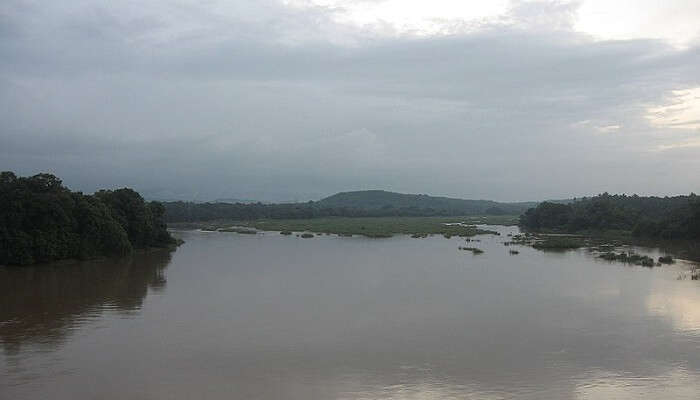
xmin=1 ymin=0 xmax=699 ymax=202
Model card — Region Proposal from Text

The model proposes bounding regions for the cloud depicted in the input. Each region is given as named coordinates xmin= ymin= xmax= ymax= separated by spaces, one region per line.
xmin=647 ymin=87 xmax=700 ymax=130
xmin=1 ymin=0 xmax=699 ymax=201
xmin=596 ymin=125 xmax=621 ymax=133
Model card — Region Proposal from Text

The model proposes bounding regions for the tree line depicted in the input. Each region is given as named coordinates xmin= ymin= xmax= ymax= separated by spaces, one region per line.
xmin=519 ymin=193 xmax=700 ymax=239
xmin=162 ymin=190 xmax=540 ymax=223
xmin=0 ymin=171 xmax=178 ymax=266
xmin=316 ymin=190 xmax=534 ymax=215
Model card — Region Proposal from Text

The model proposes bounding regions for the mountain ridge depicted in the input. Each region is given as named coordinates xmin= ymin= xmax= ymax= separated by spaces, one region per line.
xmin=316 ymin=190 xmax=537 ymax=215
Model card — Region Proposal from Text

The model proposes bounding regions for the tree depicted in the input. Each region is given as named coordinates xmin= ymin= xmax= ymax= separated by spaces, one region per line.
xmin=0 ymin=171 xmax=176 ymax=266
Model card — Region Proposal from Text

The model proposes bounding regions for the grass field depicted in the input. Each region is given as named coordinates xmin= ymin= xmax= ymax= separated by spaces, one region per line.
xmin=172 ymin=215 xmax=518 ymax=238
xmin=244 ymin=216 xmax=502 ymax=238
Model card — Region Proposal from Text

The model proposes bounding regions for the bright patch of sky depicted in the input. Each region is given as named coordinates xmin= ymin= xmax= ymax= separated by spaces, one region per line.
xmin=284 ymin=0 xmax=510 ymax=36
xmin=648 ymin=87 xmax=700 ymax=130
xmin=286 ymin=0 xmax=700 ymax=46
xmin=286 ymin=0 xmax=700 ymax=149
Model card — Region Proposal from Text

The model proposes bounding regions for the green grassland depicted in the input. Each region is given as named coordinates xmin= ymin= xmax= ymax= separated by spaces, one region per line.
xmin=177 ymin=215 xmax=518 ymax=238
xmin=242 ymin=216 xmax=506 ymax=238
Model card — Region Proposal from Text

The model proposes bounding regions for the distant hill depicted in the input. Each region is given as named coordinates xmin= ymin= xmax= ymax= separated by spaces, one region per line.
xmin=163 ymin=190 xmax=539 ymax=223
xmin=213 ymin=198 xmax=260 ymax=204
xmin=317 ymin=190 xmax=536 ymax=215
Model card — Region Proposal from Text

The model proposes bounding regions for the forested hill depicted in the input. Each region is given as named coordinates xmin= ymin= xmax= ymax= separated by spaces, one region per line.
xmin=163 ymin=190 xmax=537 ymax=223
xmin=318 ymin=190 xmax=536 ymax=215
xmin=0 ymin=172 xmax=178 ymax=266
xmin=519 ymin=193 xmax=700 ymax=239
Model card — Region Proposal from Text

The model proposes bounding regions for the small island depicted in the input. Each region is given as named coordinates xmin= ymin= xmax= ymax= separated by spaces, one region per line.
xmin=0 ymin=171 xmax=180 ymax=266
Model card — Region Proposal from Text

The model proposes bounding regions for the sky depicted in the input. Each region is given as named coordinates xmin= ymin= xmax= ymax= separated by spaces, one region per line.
xmin=1 ymin=0 xmax=699 ymax=202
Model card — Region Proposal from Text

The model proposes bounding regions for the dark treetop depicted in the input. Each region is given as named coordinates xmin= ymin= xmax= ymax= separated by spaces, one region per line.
xmin=0 ymin=171 xmax=177 ymax=266
xmin=519 ymin=193 xmax=700 ymax=240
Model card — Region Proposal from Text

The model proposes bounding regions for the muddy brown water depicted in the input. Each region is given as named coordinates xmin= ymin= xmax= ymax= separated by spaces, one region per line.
xmin=2 ymin=226 xmax=700 ymax=399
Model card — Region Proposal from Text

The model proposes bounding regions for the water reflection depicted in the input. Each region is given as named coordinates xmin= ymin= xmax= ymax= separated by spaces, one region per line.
xmin=629 ymin=238 xmax=700 ymax=263
xmin=574 ymin=368 xmax=699 ymax=399
xmin=0 ymin=249 xmax=173 ymax=355
xmin=646 ymin=288 xmax=700 ymax=334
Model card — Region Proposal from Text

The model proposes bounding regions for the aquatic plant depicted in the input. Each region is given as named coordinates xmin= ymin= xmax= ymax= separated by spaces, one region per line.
xmin=363 ymin=232 xmax=393 ymax=238
xmin=459 ymin=247 xmax=484 ymax=254
xmin=658 ymin=255 xmax=674 ymax=264
xmin=532 ymin=237 xmax=583 ymax=250
xmin=598 ymin=251 xmax=655 ymax=267
xmin=219 ymin=227 xmax=257 ymax=234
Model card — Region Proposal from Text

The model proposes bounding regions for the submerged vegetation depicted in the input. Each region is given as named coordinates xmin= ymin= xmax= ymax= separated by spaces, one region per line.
xmin=658 ymin=255 xmax=674 ymax=264
xmin=531 ymin=237 xmax=585 ymax=250
xmin=459 ymin=247 xmax=484 ymax=254
xmin=0 ymin=171 xmax=179 ymax=266
xmin=502 ymin=233 xmax=585 ymax=251
xmin=216 ymin=227 xmax=257 ymax=234
xmin=598 ymin=252 xmax=656 ymax=267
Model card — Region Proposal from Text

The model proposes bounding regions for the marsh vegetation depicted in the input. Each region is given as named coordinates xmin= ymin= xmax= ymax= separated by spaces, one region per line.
xmin=459 ymin=246 xmax=484 ymax=254
xmin=658 ymin=255 xmax=674 ymax=264
xmin=181 ymin=216 xmax=504 ymax=239
xmin=531 ymin=237 xmax=585 ymax=250
xmin=218 ymin=227 xmax=257 ymax=234
xmin=598 ymin=251 xmax=656 ymax=267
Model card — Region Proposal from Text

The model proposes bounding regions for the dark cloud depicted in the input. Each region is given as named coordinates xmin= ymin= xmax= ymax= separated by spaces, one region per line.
xmin=1 ymin=0 xmax=699 ymax=201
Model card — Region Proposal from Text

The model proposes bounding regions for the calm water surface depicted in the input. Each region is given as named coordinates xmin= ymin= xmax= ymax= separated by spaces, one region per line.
xmin=2 ymin=226 xmax=700 ymax=399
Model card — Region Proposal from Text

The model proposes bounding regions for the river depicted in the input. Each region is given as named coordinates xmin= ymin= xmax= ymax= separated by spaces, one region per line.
xmin=2 ymin=225 xmax=700 ymax=399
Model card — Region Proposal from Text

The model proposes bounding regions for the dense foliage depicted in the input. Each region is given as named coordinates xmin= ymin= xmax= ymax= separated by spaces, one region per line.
xmin=163 ymin=190 xmax=535 ymax=222
xmin=519 ymin=193 xmax=700 ymax=239
xmin=0 ymin=172 xmax=177 ymax=265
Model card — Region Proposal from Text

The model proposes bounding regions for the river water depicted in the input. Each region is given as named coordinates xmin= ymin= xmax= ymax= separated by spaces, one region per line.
xmin=2 ymin=226 xmax=700 ymax=399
